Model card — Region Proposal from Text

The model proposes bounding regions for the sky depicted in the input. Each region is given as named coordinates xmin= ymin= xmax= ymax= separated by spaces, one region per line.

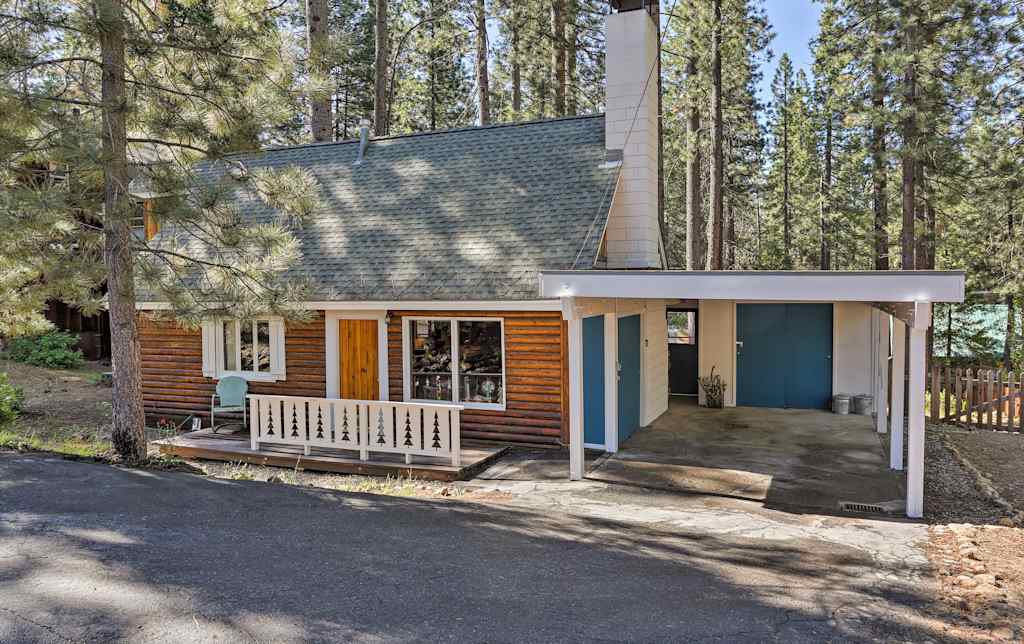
xmin=758 ymin=0 xmax=823 ymax=105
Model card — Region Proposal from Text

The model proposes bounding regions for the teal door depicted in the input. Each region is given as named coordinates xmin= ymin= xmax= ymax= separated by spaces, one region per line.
xmin=617 ymin=314 xmax=642 ymax=443
xmin=736 ymin=304 xmax=788 ymax=408
xmin=737 ymin=304 xmax=833 ymax=409
xmin=784 ymin=304 xmax=834 ymax=409
xmin=582 ymin=315 xmax=605 ymax=446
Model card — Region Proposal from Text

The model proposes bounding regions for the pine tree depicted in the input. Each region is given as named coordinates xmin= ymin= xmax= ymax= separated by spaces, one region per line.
xmin=0 ymin=0 xmax=321 ymax=460
xmin=707 ymin=0 xmax=724 ymax=270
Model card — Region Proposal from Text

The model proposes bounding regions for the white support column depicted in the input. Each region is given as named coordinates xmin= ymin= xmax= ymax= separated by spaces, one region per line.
xmin=906 ymin=301 xmax=931 ymax=519
xmin=890 ymin=317 xmax=906 ymax=470
xmin=564 ymin=298 xmax=585 ymax=480
xmin=604 ymin=312 xmax=619 ymax=453
xmin=876 ymin=310 xmax=890 ymax=433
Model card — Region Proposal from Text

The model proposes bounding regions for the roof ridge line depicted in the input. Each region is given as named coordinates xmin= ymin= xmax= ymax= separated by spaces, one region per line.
xmin=261 ymin=113 xmax=606 ymax=153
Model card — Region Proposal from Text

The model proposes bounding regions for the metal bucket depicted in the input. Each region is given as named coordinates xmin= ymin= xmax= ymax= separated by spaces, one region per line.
xmin=832 ymin=394 xmax=851 ymax=415
xmin=852 ymin=394 xmax=874 ymax=416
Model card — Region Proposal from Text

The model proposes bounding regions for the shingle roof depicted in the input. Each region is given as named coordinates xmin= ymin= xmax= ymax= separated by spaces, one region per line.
xmin=153 ymin=114 xmax=617 ymax=302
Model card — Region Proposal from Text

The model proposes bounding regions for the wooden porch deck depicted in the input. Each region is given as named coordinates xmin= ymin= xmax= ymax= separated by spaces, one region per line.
xmin=154 ymin=429 xmax=508 ymax=482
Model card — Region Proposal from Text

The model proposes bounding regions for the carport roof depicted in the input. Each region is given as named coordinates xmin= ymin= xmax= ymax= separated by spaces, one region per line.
xmin=539 ymin=270 xmax=966 ymax=304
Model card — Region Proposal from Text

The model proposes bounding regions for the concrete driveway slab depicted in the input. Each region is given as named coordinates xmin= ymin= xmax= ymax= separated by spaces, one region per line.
xmin=591 ymin=401 xmax=907 ymax=514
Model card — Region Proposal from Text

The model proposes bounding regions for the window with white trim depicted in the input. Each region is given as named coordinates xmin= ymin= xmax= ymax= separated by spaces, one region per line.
xmin=405 ymin=317 xmax=505 ymax=409
xmin=201 ymin=318 xmax=286 ymax=381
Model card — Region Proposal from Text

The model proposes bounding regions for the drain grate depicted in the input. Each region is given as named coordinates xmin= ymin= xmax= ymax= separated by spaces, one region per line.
xmin=839 ymin=501 xmax=886 ymax=514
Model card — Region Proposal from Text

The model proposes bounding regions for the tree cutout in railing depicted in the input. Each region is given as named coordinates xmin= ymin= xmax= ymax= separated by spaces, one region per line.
xmin=290 ymin=405 xmax=299 ymax=438
xmin=431 ymin=411 xmax=442 ymax=449
xmin=315 ymin=406 xmax=324 ymax=439
xmin=266 ymin=403 xmax=275 ymax=436
xmin=403 ymin=410 xmax=413 ymax=447
xmin=376 ymin=409 xmax=386 ymax=445
xmin=340 ymin=407 xmax=350 ymax=442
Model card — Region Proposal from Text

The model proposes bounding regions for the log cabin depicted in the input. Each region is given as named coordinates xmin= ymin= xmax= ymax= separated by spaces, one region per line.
xmin=138 ymin=1 xmax=965 ymax=517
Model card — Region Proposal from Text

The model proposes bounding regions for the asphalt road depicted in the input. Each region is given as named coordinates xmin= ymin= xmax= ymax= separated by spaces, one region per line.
xmin=0 ymin=451 xmax=946 ymax=643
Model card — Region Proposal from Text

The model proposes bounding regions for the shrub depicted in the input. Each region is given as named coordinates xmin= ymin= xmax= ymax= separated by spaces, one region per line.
xmin=3 ymin=331 xmax=85 ymax=369
xmin=698 ymin=366 xmax=727 ymax=409
xmin=0 ymin=373 xmax=23 ymax=423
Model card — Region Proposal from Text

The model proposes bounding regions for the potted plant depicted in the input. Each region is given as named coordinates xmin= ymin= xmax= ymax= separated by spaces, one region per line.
xmin=698 ymin=366 xmax=726 ymax=409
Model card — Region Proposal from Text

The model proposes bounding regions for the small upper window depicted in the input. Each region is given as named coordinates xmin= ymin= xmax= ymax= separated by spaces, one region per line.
xmin=667 ymin=312 xmax=696 ymax=345
xmin=202 ymin=317 xmax=285 ymax=381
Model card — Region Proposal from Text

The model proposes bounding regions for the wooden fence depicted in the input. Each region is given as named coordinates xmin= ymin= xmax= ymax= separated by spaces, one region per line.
xmin=928 ymin=366 xmax=1023 ymax=432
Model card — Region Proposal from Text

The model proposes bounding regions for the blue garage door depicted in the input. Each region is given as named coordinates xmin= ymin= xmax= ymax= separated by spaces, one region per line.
xmin=617 ymin=314 xmax=642 ymax=442
xmin=737 ymin=304 xmax=833 ymax=409
xmin=582 ymin=315 xmax=605 ymax=446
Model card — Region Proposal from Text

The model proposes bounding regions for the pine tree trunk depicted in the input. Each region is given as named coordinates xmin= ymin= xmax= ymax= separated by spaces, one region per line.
xmin=900 ymin=3 xmax=917 ymax=270
xmin=685 ymin=55 xmax=704 ymax=271
xmin=511 ymin=3 xmax=521 ymax=115
xmin=782 ymin=84 xmax=791 ymax=269
xmin=307 ymin=0 xmax=332 ymax=142
xmin=820 ymin=110 xmax=832 ymax=270
xmin=98 ymin=0 xmax=146 ymax=463
xmin=551 ymin=0 xmax=566 ymax=117
xmin=707 ymin=0 xmax=723 ymax=270
xmin=726 ymin=199 xmax=735 ymax=268
xmin=565 ymin=0 xmax=577 ymax=116
xmin=373 ymin=0 xmax=388 ymax=136
xmin=476 ymin=0 xmax=489 ymax=125
xmin=871 ymin=3 xmax=889 ymax=270
xmin=428 ymin=0 xmax=437 ymax=130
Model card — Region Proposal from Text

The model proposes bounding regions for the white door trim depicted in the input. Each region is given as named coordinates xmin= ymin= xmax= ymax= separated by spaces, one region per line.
xmin=324 ymin=310 xmax=389 ymax=400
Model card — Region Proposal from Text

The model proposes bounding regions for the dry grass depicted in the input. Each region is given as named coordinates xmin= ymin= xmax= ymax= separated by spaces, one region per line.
xmin=200 ymin=460 xmax=472 ymax=498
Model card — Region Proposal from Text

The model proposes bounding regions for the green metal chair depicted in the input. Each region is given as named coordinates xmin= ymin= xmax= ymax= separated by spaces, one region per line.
xmin=210 ymin=376 xmax=248 ymax=432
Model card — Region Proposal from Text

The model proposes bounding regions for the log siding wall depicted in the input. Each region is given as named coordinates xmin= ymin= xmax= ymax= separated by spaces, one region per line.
xmin=139 ymin=309 xmax=568 ymax=446
xmin=387 ymin=311 xmax=568 ymax=446
xmin=139 ymin=312 xmax=327 ymax=417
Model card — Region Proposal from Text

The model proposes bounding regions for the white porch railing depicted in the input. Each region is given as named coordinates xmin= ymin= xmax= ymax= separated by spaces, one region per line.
xmin=247 ymin=394 xmax=463 ymax=466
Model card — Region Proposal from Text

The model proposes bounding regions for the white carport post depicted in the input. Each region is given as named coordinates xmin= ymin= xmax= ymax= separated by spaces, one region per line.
xmin=889 ymin=317 xmax=906 ymax=470
xmin=875 ymin=311 xmax=890 ymax=434
xmin=603 ymin=312 xmax=619 ymax=454
xmin=906 ymin=301 xmax=931 ymax=518
xmin=563 ymin=298 xmax=585 ymax=481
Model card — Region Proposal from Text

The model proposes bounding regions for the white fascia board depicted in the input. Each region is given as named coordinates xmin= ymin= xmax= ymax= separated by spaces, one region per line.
xmin=136 ymin=299 xmax=562 ymax=312
xmin=540 ymin=270 xmax=966 ymax=303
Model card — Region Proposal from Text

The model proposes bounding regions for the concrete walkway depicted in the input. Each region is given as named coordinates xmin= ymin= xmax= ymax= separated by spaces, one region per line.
xmin=0 ymin=451 xmax=954 ymax=643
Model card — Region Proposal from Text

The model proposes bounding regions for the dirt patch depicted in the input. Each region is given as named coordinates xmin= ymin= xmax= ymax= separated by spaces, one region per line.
xmin=924 ymin=429 xmax=1007 ymax=525
xmin=926 ymin=524 xmax=1024 ymax=642
xmin=1 ymin=359 xmax=113 ymax=457
xmin=943 ymin=431 xmax=1024 ymax=520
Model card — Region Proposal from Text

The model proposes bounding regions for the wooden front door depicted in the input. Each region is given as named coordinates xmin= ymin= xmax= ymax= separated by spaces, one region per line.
xmin=339 ymin=319 xmax=379 ymax=400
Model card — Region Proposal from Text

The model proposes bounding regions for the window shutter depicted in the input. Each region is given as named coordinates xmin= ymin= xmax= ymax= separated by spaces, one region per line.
xmin=270 ymin=318 xmax=286 ymax=378
xmin=201 ymin=320 xmax=218 ymax=378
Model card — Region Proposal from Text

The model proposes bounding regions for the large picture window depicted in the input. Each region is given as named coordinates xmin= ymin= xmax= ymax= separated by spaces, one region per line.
xmin=406 ymin=318 xmax=505 ymax=409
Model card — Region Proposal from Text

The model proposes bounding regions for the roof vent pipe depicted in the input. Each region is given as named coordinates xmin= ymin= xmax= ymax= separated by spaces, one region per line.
xmin=354 ymin=118 xmax=370 ymax=165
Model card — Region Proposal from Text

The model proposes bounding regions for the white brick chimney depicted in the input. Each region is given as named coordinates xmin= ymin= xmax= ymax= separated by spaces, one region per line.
xmin=603 ymin=5 xmax=662 ymax=269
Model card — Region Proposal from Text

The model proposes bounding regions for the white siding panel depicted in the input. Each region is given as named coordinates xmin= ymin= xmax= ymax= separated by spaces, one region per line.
xmin=698 ymin=300 xmax=736 ymax=407
xmin=642 ymin=301 xmax=668 ymax=425
xmin=833 ymin=302 xmax=874 ymax=396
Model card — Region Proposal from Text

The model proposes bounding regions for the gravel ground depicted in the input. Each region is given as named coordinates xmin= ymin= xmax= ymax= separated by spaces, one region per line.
xmin=942 ymin=430 xmax=1024 ymax=514
xmin=924 ymin=429 xmax=1007 ymax=525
